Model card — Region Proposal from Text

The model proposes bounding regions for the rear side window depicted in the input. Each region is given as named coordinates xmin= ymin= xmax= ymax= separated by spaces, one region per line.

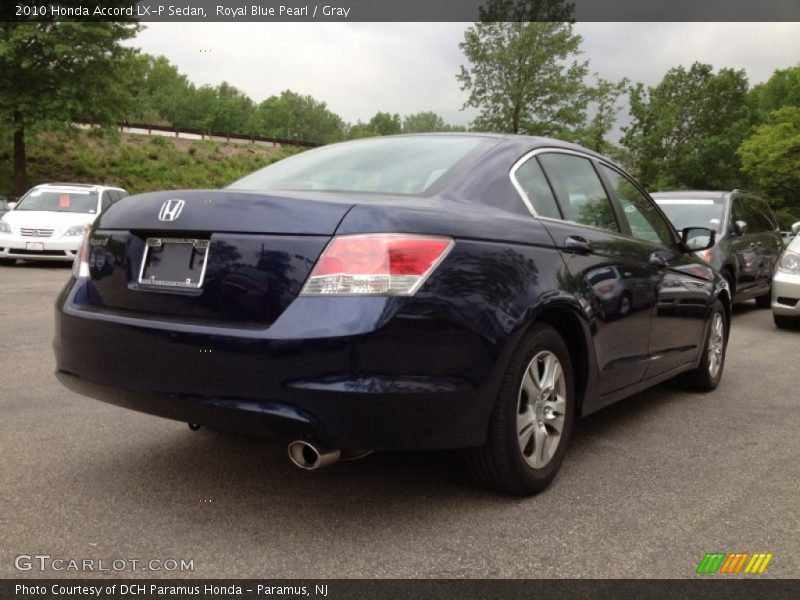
xmin=751 ymin=198 xmax=778 ymax=232
xmin=538 ymin=153 xmax=618 ymax=232
xmin=513 ymin=157 xmax=561 ymax=219
xmin=600 ymin=165 xmax=673 ymax=246
xmin=743 ymin=198 xmax=771 ymax=233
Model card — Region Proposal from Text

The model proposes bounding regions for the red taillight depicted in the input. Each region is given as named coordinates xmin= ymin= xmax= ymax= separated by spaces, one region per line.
xmin=301 ymin=234 xmax=453 ymax=296
xmin=72 ymin=228 xmax=91 ymax=278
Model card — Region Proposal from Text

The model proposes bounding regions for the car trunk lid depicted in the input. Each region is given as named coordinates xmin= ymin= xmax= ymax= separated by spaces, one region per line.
xmin=83 ymin=190 xmax=355 ymax=327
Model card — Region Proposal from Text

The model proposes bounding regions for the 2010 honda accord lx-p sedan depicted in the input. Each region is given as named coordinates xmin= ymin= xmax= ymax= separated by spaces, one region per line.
xmin=54 ymin=134 xmax=730 ymax=495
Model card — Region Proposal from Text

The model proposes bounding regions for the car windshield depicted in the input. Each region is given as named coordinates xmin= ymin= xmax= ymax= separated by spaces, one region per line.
xmin=654 ymin=198 xmax=726 ymax=233
xmin=228 ymin=136 xmax=488 ymax=195
xmin=15 ymin=189 xmax=99 ymax=214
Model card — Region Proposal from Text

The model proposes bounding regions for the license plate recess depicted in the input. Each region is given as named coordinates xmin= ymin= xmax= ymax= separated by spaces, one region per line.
xmin=138 ymin=237 xmax=210 ymax=289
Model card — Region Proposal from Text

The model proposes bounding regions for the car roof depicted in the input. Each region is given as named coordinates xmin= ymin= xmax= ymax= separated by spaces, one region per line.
xmin=31 ymin=183 xmax=125 ymax=192
xmin=651 ymin=191 xmax=729 ymax=200
xmin=334 ymin=132 xmax=609 ymax=161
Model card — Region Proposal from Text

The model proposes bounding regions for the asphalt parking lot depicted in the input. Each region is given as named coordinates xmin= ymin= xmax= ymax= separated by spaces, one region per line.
xmin=2 ymin=262 xmax=798 ymax=579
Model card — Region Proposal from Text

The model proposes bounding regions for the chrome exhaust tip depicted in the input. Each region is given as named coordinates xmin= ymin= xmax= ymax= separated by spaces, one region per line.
xmin=287 ymin=440 xmax=341 ymax=470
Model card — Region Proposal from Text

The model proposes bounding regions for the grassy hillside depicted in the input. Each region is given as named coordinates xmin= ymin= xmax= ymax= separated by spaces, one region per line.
xmin=0 ymin=127 xmax=297 ymax=197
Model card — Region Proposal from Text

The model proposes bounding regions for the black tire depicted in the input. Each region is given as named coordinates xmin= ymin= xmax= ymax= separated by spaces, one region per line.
xmin=466 ymin=324 xmax=575 ymax=496
xmin=774 ymin=314 xmax=799 ymax=329
xmin=755 ymin=289 xmax=771 ymax=309
xmin=679 ymin=300 xmax=728 ymax=392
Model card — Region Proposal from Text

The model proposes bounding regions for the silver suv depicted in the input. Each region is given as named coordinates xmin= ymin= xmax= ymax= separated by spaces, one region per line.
xmin=653 ymin=190 xmax=783 ymax=307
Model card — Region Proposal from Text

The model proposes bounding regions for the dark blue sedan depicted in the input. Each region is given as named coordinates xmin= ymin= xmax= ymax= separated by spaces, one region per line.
xmin=54 ymin=134 xmax=730 ymax=495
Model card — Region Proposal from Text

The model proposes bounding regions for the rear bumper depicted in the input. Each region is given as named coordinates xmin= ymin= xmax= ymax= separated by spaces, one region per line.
xmin=54 ymin=278 xmax=506 ymax=451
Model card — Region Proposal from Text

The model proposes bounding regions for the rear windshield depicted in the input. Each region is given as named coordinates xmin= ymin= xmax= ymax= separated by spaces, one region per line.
xmin=228 ymin=136 xmax=489 ymax=196
xmin=654 ymin=198 xmax=726 ymax=233
xmin=587 ymin=268 xmax=616 ymax=286
xmin=15 ymin=189 xmax=99 ymax=214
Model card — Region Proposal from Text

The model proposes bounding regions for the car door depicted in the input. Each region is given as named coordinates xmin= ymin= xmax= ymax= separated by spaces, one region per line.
xmin=527 ymin=151 xmax=653 ymax=396
xmin=597 ymin=164 xmax=710 ymax=378
xmin=728 ymin=195 xmax=759 ymax=297
xmin=747 ymin=196 xmax=782 ymax=292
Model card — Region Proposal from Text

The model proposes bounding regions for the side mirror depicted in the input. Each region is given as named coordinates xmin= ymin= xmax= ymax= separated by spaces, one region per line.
xmin=792 ymin=222 xmax=800 ymax=236
xmin=733 ymin=220 xmax=748 ymax=236
xmin=682 ymin=227 xmax=716 ymax=252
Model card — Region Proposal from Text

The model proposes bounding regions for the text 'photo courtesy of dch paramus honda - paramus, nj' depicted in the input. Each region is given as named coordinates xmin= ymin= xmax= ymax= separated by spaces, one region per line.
xmin=53 ymin=134 xmax=730 ymax=496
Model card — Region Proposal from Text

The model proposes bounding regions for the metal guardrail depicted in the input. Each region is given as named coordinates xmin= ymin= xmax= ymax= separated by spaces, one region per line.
xmin=83 ymin=122 xmax=322 ymax=148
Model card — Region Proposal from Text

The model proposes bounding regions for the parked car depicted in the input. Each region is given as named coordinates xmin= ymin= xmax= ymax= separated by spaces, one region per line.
xmin=0 ymin=183 xmax=128 ymax=264
xmin=772 ymin=222 xmax=800 ymax=329
xmin=584 ymin=265 xmax=654 ymax=320
xmin=652 ymin=191 xmax=783 ymax=307
xmin=53 ymin=134 xmax=730 ymax=495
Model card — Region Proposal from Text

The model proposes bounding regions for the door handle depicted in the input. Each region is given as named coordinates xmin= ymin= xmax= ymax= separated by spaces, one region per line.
xmin=564 ymin=236 xmax=591 ymax=255
xmin=649 ymin=252 xmax=667 ymax=268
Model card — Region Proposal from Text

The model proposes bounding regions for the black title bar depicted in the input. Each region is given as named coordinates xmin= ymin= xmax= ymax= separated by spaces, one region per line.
xmin=3 ymin=0 xmax=800 ymax=22
xmin=4 ymin=579 xmax=800 ymax=600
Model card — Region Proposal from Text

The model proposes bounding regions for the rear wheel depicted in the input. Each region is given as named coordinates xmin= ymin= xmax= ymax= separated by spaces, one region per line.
xmin=466 ymin=324 xmax=575 ymax=496
xmin=774 ymin=314 xmax=799 ymax=329
xmin=679 ymin=300 xmax=727 ymax=391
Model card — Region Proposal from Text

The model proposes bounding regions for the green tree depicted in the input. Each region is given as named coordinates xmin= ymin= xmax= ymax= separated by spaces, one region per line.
xmin=621 ymin=62 xmax=750 ymax=190
xmin=347 ymin=112 xmax=402 ymax=139
xmin=738 ymin=106 xmax=800 ymax=226
xmin=0 ymin=21 xmax=140 ymax=194
xmin=456 ymin=18 xmax=589 ymax=135
xmin=203 ymin=82 xmax=255 ymax=134
xmin=251 ymin=90 xmax=345 ymax=143
xmin=573 ymin=76 xmax=628 ymax=155
xmin=366 ymin=111 xmax=402 ymax=136
xmin=402 ymin=111 xmax=446 ymax=133
xmin=749 ymin=64 xmax=800 ymax=122
xmin=402 ymin=111 xmax=466 ymax=133
xmin=123 ymin=54 xmax=194 ymax=127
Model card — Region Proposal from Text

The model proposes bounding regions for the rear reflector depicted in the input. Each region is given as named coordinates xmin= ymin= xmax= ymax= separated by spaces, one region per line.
xmin=300 ymin=234 xmax=453 ymax=296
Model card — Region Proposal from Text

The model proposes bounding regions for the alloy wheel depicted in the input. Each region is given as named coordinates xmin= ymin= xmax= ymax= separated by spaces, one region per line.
xmin=517 ymin=351 xmax=567 ymax=469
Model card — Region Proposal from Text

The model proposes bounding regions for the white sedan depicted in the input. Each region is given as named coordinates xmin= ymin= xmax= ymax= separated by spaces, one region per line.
xmin=0 ymin=183 xmax=127 ymax=264
xmin=773 ymin=221 xmax=800 ymax=328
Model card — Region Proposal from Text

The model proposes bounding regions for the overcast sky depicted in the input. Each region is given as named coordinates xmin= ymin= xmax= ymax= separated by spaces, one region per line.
xmin=129 ymin=22 xmax=800 ymax=127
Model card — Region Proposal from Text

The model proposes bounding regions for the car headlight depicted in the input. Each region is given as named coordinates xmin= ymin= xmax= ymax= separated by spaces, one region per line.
xmin=64 ymin=224 xmax=88 ymax=237
xmin=0 ymin=221 xmax=10 ymax=234
xmin=777 ymin=249 xmax=800 ymax=274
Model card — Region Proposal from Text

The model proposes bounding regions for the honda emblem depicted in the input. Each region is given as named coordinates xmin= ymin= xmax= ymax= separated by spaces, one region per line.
xmin=158 ymin=199 xmax=185 ymax=222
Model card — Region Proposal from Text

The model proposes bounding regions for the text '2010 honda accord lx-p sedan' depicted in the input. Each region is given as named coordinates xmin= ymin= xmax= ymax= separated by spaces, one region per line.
xmin=54 ymin=134 xmax=730 ymax=495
